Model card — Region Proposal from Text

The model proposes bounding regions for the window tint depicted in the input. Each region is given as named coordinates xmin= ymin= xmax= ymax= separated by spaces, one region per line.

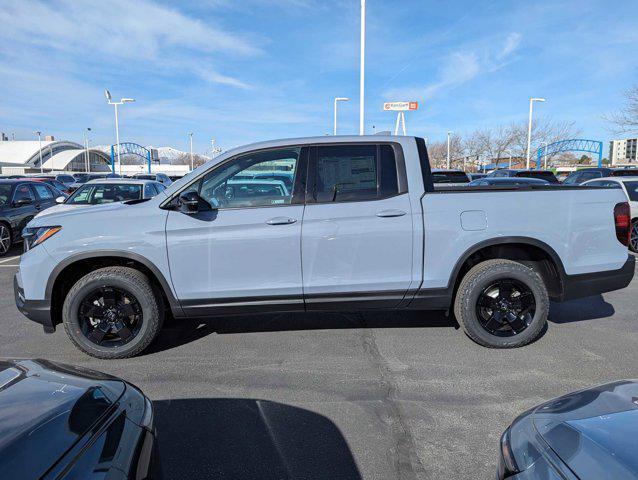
xmin=624 ymin=181 xmax=638 ymax=201
xmin=145 ymin=184 xmax=157 ymax=197
xmin=314 ymin=144 xmax=399 ymax=202
xmin=432 ymin=171 xmax=470 ymax=183
xmin=13 ymin=184 xmax=35 ymax=202
xmin=579 ymin=171 xmax=602 ymax=182
xmin=57 ymin=175 xmax=76 ymax=184
xmin=33 ymin=183 xmax=54 ymax=200
xmin=155 ymin=182 xmax=166 ymax=192
xmin=197 ymin=148 xmax=300 ymax=208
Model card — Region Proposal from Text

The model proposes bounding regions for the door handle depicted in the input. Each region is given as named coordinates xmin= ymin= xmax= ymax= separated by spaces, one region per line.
xmin=376 ymin=209 xmax=406 ymax=218
xmin=266 ymin=217 xmax=297 ymax=225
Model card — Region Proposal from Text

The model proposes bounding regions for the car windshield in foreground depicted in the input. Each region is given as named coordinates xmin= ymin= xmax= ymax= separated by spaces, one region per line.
xmin=432 ymin=172 xmax=470 ymax=183
xmin=0 ymin=185 xmax=11 ymax=206
xmin=623 ymin=181 xmax=638 ymax=201
xmin=67 ymin=183 xmax=143 ymax=205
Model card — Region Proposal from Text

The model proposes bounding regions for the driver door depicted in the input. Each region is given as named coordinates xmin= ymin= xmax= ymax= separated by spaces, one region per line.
xmin=165 ymin=146 xmax=308 ymax=316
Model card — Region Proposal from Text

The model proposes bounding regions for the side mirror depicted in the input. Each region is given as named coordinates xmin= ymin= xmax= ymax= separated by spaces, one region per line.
xmin=14 ymin=197 xmax=32 ymax=207
xmin=55 ymin=196 xmax=66 ymax=204
xmin=179 ymin=191 xmax=213 ymax=214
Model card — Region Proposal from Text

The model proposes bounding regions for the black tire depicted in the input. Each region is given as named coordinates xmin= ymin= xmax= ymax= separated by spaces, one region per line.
xmin=630 ymin=219 xmax=638 ymax=253
xmin=62 ymin=267 xmax=164 ymax=359
xmin=453 ymin=259 xmax=549 ymax=348
xmin=0 ymin=222 xmax=12 ymax=257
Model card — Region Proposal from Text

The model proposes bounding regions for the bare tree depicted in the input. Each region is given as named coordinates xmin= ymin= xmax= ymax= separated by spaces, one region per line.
xmin=607 ymin=85 xmax=638 ymax=134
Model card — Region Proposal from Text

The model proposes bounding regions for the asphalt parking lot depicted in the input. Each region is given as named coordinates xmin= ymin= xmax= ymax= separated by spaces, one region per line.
xmin=1 ymin=246 xmax=637 ymax=480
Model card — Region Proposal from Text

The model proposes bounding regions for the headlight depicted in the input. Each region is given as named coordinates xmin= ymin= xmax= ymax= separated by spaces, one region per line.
xmin=22 ymin=226 xmax=62 ymax=250
xmin=497 ymin=427 xmax=519 ymax=479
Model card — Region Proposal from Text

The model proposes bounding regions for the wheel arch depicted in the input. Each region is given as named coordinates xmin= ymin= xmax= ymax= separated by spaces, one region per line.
xmin=448 ymin=237 xmax=567 ymax=301
xmin=47 ymin=251 xmax=183 ymax=328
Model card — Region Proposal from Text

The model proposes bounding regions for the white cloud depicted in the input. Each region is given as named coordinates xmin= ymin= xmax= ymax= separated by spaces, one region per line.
xmin=0 ymin=0 xmax=259 ymax=87
xmin=384 ymin=33 xmax=522 ymax=101
xmin=498 ymin=32 xmax=522 ymax=59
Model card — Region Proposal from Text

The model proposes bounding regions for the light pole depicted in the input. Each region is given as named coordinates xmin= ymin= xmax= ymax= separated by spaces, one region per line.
xmin=333 ymin=97 xmax=349 ymax=135
xmin=526 ymin=97 xmax=546 ymax=170
xmin=505 ymin=149 xmax=513 ymax=169
xmin=188 ymin=132 xmax=194 ymax=171
xmin=541 ymin=141 xmax=548 ymax=169
xmin=359 ymin=0 xmax=365 ymax=135
xmin=105 ymin=90 xmax=135 ymax=175
xmin=83 ymin=127 xmax=92 ymax=172
xmin=446 ymin=131 xmax=452 ymax=169
xmin=34 ymin=131 xmax=43 ymax=173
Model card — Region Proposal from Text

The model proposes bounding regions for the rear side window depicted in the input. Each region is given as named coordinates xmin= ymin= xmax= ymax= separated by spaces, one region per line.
xmin=313 ymin=144 xmax=401 ymax=203
xmin=33 ymin=184 xmax=54 ymax=200
xmin=13 ymin=184 xmax=35 ymax=203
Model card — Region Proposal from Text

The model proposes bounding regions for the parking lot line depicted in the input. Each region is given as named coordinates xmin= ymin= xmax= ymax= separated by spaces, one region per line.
xmin=0 ymin=256 xmax=20 ymax=265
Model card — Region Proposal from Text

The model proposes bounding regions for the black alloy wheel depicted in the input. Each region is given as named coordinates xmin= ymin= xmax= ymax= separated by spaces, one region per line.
xmin=0 ymin=224 xmax=11 ymax=256
xmin=476 ymin=279 xmax=536 ymax=337
xmin=78 ymin=286 xmax=143 ymax=347
xmin=631 ymin=221 xmax=638 ymax=253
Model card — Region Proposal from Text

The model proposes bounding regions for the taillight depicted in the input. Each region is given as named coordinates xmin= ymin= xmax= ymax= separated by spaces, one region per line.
xmin=614 ymin=202 xmax=631 ymax=247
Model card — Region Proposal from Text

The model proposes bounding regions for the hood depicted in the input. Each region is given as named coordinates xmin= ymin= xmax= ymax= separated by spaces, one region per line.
xmin=0 ymin=359 xmax=124 ymax=478
xmin=34 ymin=203 xmax=90 ymax=219
xmin=28 ymin=201 xmax=131 ymax=227
xmin=532 ymin=380 xmax=638 ymax=480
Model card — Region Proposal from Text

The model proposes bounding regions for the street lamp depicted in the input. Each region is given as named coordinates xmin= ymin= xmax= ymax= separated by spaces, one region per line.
xmin=105 ymin=89 xmax=135 ymax=175
xmin=83 ymin=127 xmax=92 ymax=172
xmin=188 ymin=132 xmax=194 ymax=171
xmin=505 ymin=149 xmax=513 ymax=169
xmin=333 ymin=97 xmax=349 ymax=135
xmin=446 ymin=131 xmax=452 ymax=169
xmin=359 ymin=0 xmax=365 ymax=135
xmin=34 ymin=131 xmax=43 ymax=173
xmin=541 ymin=141 xmax=548 ymax=169
xmin=526 ymin=97 xmax=546 ymax=170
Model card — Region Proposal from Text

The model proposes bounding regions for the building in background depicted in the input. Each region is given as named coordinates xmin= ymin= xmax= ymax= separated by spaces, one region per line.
xmin=609 ymin=138 xmax=638 ymax=166
xmin=0 ymin=137 xmax=111 ymax=175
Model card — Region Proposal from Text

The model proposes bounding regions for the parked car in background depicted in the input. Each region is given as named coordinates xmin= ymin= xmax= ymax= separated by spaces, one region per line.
xmin=169 ymin=174 xmax=185 ymax=182
xmin=431 ymin=169 xmax=471 ymax=186
xmin=467 ymin=173 xmax=487 ymax=181
xmin=26 ymin=173 xmax=77 ymax=188
xmin=562 ymin=167 xmax=614 ymax=185
xmin=486 ymin=169 xmax=559 ymax=183
xmin=60 ymin=179 xmax=166 ymax=207
xmin=132 ymin=172 xmax=173 ymax=186
xmin=583 ymin=176 xmax=638 ymax=252
xmin=0 ymin=179 xmax=59 ymax=256
xmin=611 ymin=167 xmax=638 ymax=177
xmin=498 ymin=380 xmax=638 ymax=479
xmin=469 ymin=177 xmax=550 ymax=187
xmin=14 ymin=136 xmax=634 ymax=358
xmin=0 ymin=358 xmax=157 ymax=479
xmin=70 ymin=172 xmax=123 ymax=192
xmin=17 ymin=176 xmax=73 ymax=196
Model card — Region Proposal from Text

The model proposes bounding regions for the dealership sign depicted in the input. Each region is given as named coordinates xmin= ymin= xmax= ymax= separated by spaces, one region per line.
xmin=383 ymin=101 xmax=419 ymax=111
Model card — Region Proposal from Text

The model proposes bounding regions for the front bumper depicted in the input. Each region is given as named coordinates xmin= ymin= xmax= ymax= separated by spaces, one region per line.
xmin=14 ymin=274 xmax=54 ymax=333
xmin=561 ymin=254 xmax=635 ymax=301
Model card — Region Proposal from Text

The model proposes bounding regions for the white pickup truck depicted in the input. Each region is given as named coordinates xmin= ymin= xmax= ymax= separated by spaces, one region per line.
xmin=15 ymin=136 xmax=635 ymax=358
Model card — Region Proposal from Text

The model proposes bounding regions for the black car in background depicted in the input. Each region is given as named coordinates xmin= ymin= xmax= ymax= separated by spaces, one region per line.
xmin=0 ymin=359 xmax=157 ymax=479
xmin=469 ymin=177 xmax=550 ymax=187
xmin=0 ymin=180 xmax=58 ymax=256
xmin=488 ymin=169 xmax=560 ymax=183
xmin=431 ymin=169 xmax=471 ymax=186
xmin=561 ymin=167 xmax=614 ymax=185
xmin=498 ymin=380 xmax=638 ymax=479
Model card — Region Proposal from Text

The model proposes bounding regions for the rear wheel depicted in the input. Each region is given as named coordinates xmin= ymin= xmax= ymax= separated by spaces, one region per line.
xmin=0 ymin=223 xmax=11 ymax=257
xmin=630 ymin=219 xmax=638 ymax=253
xmin=62 ymin=267 xmax=163 ymax=359
xmin=454 ymin=259 xmax=549 ymax=348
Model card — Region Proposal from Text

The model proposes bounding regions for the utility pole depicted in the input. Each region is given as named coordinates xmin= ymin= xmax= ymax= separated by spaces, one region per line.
xmin=333 ymin=97 xmax=349 ymax=135
xmin=83 ymin=127 xmax=92 ymax=172
xmin=526 ymin=97 xmax=546 ymax=170
xmin=105 ymin=90 xmax=135 ymax=176
xmin=446 ymin=131 xmax=451 ymax=169
xmin=359 ymin=0 xmax=366 ymax=135
xmin=34 ymin=131 xmax=43 ymax=173
xmin=188 ymin=132 xmax=194 ymax=171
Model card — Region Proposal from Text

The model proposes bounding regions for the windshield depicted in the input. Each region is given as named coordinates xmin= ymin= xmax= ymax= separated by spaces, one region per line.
xmin=0 ymin=185 xmax=11 ymax=206
xmin=432 ymin=172 xmax=470 ymax=183
xmin=67 ymin=183 xmax=143 ymax=205
xmin=623 ymin=181 xmax=638 ymax=201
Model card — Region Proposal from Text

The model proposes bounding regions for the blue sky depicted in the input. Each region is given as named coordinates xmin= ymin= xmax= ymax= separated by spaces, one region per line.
xmin=1 ymin=0 xmax=637 ymax=153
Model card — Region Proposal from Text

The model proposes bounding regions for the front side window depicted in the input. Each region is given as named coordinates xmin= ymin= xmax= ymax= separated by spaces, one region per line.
xmin=13 ymin=184 xmax=35 ymax=203
xmin=67 ymin=184 xmax=143 ymax=205
xmin=194 ymin=148 xmax=300 ymax=209
xmin=313 ymin=144 xmax=400 ymax=202
xmin=0 ymin=185 xmax=12 ymax=206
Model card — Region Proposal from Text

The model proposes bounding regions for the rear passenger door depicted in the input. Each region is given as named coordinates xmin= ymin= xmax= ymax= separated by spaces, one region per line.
xmin=301 ymin=143 xmax=414 ymax=309
xmin=31 ymin=183 xmax=57 ymax=210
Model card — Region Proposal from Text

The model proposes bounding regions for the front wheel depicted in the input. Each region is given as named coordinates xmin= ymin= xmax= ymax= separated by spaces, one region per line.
xmin=62 ymin=267 xmax=164 ymax=359
xmin=630 ymin=219 xmax=638 ymax=253
xmin=453 ymin=259 xmax=549 ymax=348
xmin=0 ymin=223 xmax=12 ymax=257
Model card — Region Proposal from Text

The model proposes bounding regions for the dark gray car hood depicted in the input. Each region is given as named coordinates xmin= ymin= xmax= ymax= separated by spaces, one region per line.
xmin=531 ymin=380 xmax=638 ymax=480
